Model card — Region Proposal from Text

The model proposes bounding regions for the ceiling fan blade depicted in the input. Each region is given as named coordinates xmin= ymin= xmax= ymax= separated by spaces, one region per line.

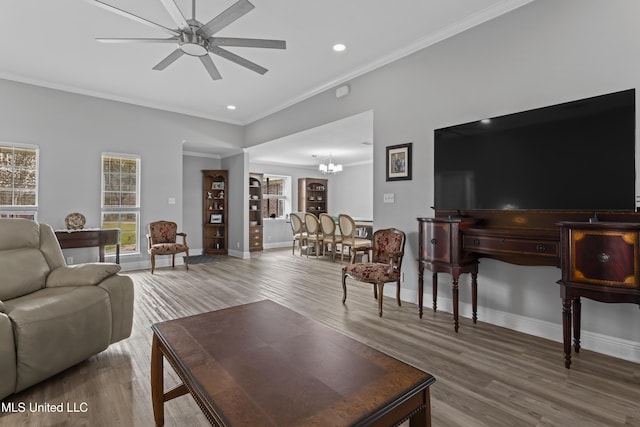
xmin=198 ymin=0 xmax=255 ymax=38
xmin=200 ymin=55 xmax=222 ymax=80
xmin=158 ymin=0 xmax=191 ymax=33
xmin=209 ymin=46 xmax=267 ymax=75
xmin=96 ymin=37 xmax=177 ymax=44
xmin=209 ymin=37 xmax=286 ymax=50
xmin=92 ymin=0 xmax=179 ymax=37
xmin=152 ymin=49 xmax=185 ymax=70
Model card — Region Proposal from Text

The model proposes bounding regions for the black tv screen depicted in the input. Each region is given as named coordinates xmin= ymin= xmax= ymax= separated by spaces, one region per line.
xmin=434 ymin=89 xmax=636 ymax=211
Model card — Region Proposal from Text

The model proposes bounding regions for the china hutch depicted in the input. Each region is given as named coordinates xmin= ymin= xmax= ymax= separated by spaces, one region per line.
xmin=297 ymin=177 xmax=328 ymax=215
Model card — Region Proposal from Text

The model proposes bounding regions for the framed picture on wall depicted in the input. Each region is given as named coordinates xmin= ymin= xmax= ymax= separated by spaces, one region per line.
xmin=386 ymin=143 xmax=412 ymax=181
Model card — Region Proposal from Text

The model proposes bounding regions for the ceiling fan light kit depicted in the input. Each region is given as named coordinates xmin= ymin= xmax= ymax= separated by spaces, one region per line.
xmin=93 ymin=0 xmax=286 ymax=80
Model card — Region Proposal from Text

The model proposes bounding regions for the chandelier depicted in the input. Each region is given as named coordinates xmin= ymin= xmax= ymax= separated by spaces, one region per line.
xmin=319 ymin=154 xmax=343 ymax=174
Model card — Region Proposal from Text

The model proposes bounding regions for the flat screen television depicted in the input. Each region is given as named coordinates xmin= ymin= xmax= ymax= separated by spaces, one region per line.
xmin=434 ymin=89 xmax=636 ymax=211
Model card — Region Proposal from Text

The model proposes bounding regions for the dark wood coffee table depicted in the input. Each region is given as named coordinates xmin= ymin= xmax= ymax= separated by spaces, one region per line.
xmin=151 ymin=300 xmax=435 ymax=426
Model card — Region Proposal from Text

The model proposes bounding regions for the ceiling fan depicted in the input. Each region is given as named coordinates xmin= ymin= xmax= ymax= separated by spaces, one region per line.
xmin=92 ymin=0 xmax=286 ymax=80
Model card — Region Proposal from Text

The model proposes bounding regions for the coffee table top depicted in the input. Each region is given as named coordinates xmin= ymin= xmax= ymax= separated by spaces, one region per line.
xmin=152 ymin=300 xmax=435 ymax=426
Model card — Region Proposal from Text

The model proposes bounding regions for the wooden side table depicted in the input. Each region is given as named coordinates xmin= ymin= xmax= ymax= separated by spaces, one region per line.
xmin=55 ymin=228 xmax=120 ymax=264
xmin=557 ymin=221 xmax=640 ymax=368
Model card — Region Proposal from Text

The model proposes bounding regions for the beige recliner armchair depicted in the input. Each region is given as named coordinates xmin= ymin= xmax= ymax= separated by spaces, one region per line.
xmin=0 ymin=218 xmax=134 ymax=400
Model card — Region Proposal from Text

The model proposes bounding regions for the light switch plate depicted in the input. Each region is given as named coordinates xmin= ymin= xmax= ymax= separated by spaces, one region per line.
xmin=383 ymin=193 xmax=395 ymax=203
xmin=168 ymin=197 xmax=176 ymax=205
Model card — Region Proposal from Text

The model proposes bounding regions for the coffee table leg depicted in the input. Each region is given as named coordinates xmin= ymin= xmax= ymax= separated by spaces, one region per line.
xmin=151 ymin=334 xmax=165 ymax=426
xmin=409 ymin=389 xmax=430 ymax=427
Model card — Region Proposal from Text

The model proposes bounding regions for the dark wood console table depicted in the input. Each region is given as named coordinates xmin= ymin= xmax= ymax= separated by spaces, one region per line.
xmin=418 ymin=210 xmax=640 ymax=335
xmin=55 ymin=228 xmax=120 ymax=264
xmin=557 ymin=221 xmax=640 ymax=368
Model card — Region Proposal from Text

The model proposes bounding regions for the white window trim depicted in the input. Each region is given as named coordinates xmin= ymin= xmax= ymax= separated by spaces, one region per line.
xmin=101 ymin=153 xmax=141 ymax=255
xmin=0 ymin=142 xmax=39 ymax=212
xmin=262 ymin=174 xmax=291 ymax=220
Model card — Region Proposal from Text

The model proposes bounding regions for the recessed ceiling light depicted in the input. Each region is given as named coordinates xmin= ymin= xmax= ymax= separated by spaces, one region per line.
xmin=332 ymin=43 xmax=346 ymax=52
xmin=227 ymin=105 xmax=236 ymax=110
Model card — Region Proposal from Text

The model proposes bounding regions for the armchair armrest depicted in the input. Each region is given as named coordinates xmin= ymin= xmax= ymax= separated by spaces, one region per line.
xmin=0 ymin=299 xmax=4 ymax=313
xmin=386 ymin=251 xmax=405 ymax=270
xmin=177 ymin=232 xmax=188 ymax=246
xmin=46 ymin=263 xmax=122 ymax=288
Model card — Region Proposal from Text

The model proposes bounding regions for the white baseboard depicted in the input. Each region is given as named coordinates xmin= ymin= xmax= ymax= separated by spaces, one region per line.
xmin=400 ymin=288 xmax=640 ymax=364
xmin=263 ymin=241 xmax=291 ymax=250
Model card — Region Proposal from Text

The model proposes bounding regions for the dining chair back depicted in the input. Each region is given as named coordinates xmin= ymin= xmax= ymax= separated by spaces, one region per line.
xmin=338 ymin=214 xmax=372 ymax=263
xmin=304 ymin=213 xmax=324 ymax=258
xmin=289 ymin=213 xmax=306 ymax=256
xmin=319 ymin=213 xmax=342 ymax=261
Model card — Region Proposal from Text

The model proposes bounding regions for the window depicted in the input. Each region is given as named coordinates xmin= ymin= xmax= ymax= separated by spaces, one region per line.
xmin=0 ymin=143 xmax=38 ymax=219
xmin=262 ymin=174 xmax=291 ymax=219
xmin=101 ymin=153 xmax=140 ymax=254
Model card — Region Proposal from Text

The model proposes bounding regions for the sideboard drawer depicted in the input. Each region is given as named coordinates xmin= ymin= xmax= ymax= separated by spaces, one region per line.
xmin=463 ymin=235 xmax=559 ymax=259
xmin=569 ymin=229 xmax=639 ymax=287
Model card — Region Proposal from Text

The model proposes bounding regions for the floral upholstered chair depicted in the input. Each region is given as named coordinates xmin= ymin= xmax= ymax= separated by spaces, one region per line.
xmin=342 ymin=228 xmax=406 ymax=317
xmin=147 ymin=221 xmax=189 ymax=274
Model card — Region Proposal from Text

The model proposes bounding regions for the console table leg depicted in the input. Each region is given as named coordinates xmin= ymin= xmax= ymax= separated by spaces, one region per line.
xmin=452 ymin=276 xmax=459 ymax=333
xmin=418 ymin=263 xmax=424 ymax=319
xmin=572 ymin=298 xmax=581 ymax=353
xmin=562 ymin=298 xmax=572 ymax=369
xmin=432 ymin=273 xmax=438 ymax=312
xmin=471 ymin=271 xmax=478 ymax=324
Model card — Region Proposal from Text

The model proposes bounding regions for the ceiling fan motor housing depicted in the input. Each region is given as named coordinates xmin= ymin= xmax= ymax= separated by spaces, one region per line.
xmin=179 ymin=31 xmax=209 ymax=56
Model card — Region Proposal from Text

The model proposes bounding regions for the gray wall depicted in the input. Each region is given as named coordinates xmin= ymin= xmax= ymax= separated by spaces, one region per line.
xmin=244 ymin=0 xmax=640 ymax=361
xmin=246 ymin=161 xmax=374 ymax=249
xmin=0 ymin=79 xmax=242 ymax=269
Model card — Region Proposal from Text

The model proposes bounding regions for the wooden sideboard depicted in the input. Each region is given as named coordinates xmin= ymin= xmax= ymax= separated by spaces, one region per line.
xmin=418 ymin=210 xmax=640 ymax=339
xmin=55 ymin=228 xmax=120 ymax=264
xmin=557 ymin=221 xmax=640 ymax=368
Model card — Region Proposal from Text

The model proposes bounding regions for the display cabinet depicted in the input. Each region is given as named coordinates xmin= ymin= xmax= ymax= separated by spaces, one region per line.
xmin=202 ymin=170 xmax=228 ymax=255
xmin=298 ymin=178 xmax=328 ymax=215
xmin=249 ymin=173 xmax=263 ymax=252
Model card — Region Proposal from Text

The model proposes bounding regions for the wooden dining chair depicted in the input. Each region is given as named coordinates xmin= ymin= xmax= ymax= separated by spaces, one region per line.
xmin=338 ymin=214 xmax=372 ymax=263
xmin=319 ymin=213 xmax=342 ymax=261
xmin=289 ymin=213 xmax=307 ymax=256
xmin=304 ymin=213 xmax=324 ymax=258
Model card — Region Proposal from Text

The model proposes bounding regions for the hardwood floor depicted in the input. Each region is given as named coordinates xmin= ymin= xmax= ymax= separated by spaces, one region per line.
xmin=2 ymin=248 xmax=639 ymax=426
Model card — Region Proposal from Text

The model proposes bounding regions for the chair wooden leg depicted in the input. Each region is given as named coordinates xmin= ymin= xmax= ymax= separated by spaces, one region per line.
xmin=171 ymin=254 xmax=175 ymax=268
xmin=396 ymin=280 xmax=401 ymax=306
xmin=377 ymin=282 xmax=385 ymax=317
xmin=150 ymin=254 xmax=156 ymax=274
xmin=342 ymin=272 xmax=348 ymax=304
xmin=184 ymin=250 xmax=189 ymax=271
